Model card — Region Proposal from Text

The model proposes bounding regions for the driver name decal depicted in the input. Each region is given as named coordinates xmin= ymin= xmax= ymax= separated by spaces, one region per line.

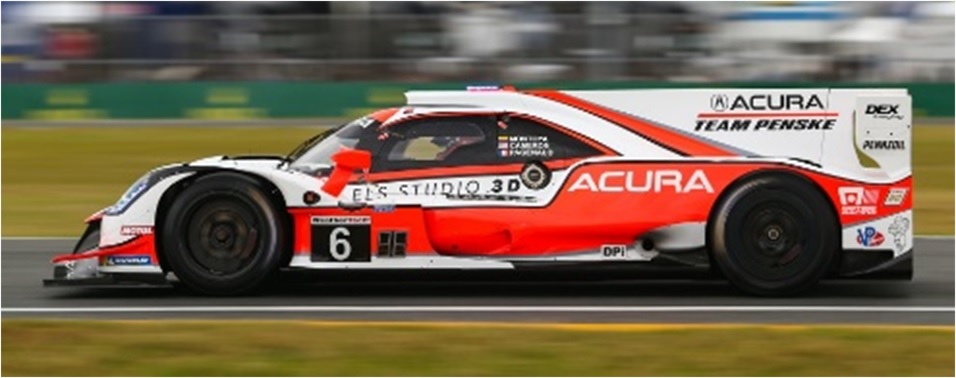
xmin=498 ymin=135 xmax=554 ymax=158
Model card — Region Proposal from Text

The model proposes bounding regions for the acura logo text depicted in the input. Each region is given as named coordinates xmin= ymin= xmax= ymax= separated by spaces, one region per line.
xmin=710 ymin=94 xmax=824 ymax=112
xmin=568 ymin=170 xmax=714 ymax=193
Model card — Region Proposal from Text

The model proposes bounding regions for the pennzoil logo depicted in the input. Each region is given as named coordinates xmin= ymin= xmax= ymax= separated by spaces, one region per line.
xmin=862 ymin=140 xmax=905 ymax=150
xmin=568 ymin=170 xmax=713 ymax=193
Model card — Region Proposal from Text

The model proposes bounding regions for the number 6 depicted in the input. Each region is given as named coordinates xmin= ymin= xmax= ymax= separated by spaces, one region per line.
xmin=330 ymin=227 xmax=352 ymax=261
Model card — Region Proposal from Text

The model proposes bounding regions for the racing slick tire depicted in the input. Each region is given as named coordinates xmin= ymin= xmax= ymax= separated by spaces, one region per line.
xmin=709 ymin=173 xmax=839 ymax=296
xmin=162 ymin=172 xmax=287 ymax=295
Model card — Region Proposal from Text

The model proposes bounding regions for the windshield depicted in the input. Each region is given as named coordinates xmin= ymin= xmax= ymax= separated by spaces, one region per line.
xmin=289 ymin=116 xmax=379 ymax=168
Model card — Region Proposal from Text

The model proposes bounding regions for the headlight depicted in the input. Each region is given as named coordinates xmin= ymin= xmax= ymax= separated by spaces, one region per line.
xmin=105 ymin=173 xmax=151 ymax=215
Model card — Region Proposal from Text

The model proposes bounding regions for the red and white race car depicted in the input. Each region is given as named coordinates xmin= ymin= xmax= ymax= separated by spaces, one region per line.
xmin=47 ymin=87 xmax=913 ymax=296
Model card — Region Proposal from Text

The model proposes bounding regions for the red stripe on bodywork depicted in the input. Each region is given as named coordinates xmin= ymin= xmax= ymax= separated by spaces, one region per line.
xmin=697 ymin=112 xmax=839 ymax=118
xmin=369 ymin=108 xmax=400 ymax=123
xmin=527 ymin=90 xmax=736 ymax=157
xmin=362 ymin=158 xmax=580 ymax=183
xmin=51 ymin=234 xmax=157 ymax=264
xmin=84 ymin=209 xmax=106 ymax=223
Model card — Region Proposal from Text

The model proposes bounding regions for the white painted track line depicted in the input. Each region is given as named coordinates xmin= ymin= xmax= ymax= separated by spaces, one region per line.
xmin=2 ymin=306 xmax=953 ymax=313
xmin=2 ymin=236 xmax=953 ymax=241
xmin=2 ymin=237 xmax=77 ymax=241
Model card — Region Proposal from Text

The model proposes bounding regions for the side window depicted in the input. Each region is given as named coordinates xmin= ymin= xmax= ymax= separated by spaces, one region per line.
xmin=372 ymin=116 xmax=497 ymax=172
xmin=497 ymin=117 xmax=603 ymax=162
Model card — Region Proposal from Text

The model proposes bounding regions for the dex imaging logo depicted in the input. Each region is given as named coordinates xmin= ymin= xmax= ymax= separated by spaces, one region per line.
xmin=856 ymin=227 xmax=884 ymax=247
xmin=838 ymin=187 xmax=879 ymax=215
xmin=864 ymin=104 xmax=903 ymax=120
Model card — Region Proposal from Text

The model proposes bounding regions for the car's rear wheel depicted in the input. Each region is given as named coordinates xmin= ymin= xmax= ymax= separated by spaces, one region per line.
xmin=709 ymin=174 xmax=838 ymax=296
xmin=162 ymin=172 xmax=286 ymax=295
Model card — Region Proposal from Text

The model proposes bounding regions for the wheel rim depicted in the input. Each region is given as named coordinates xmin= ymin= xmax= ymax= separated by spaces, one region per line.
xmin=736 ymin=201 xmax=812 ymax=281
xmin=183 ymin=197 xmax=261 ymax=276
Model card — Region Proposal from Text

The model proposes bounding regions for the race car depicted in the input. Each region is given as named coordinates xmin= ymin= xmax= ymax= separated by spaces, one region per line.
xmin=46 ymin=86 xmax=914 ymax=296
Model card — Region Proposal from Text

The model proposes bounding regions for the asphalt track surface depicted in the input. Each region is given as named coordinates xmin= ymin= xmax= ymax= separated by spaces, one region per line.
xmin=2 ymin=237 xmax=953 ymax=325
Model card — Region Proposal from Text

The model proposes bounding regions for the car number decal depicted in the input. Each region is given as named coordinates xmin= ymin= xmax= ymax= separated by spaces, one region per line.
xmin=310 ymin=216 xmax=371 ymax=262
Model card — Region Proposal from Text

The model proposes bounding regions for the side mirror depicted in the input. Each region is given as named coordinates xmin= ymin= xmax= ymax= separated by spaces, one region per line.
xmin=321 ymin=148 xmax=372 ymax=197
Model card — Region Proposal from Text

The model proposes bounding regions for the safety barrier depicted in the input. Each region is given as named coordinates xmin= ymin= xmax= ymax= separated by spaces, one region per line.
xmin=2 ymin=82 xmax=952 ymax=121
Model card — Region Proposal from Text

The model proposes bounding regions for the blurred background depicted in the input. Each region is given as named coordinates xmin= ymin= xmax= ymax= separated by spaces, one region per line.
xmin=3 ymin=1 xmax=954 ymax=83
xmin=2 ymin=1 xmax=953 ymax=121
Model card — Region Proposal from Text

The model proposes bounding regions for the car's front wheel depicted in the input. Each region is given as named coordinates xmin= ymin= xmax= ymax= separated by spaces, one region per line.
xmin=162 ymin=172 xmax=286 ymax=295
xmin=709 ymin=173 xmax=839 ymax=296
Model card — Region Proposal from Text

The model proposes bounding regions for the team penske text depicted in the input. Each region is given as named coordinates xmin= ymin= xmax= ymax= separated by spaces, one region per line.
xmin=695 ymin=119 xmax=836 ymax=132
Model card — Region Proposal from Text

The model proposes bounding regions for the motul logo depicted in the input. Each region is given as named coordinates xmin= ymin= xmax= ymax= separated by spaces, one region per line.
xmin=120 ymin=225 xmax=153 ymax=236
xmin=568 ymin=170 xmax=714 ymax=193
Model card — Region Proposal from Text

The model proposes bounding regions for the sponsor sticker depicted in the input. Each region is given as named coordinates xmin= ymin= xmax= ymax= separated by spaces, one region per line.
xmin=600 ymin=245 xmax=628 ymax=259
xmin=697 ymin=94 xmax=836 ymax=132
xmin=862 ymin=140 xmax=905 ymax=150
xmin=372 ymin=204 xmax=396 ymax=213
xmin=855 ymin=226 xmax=884 ymax=247
xmin=106 ymin=255 xmax=152 ymax=266
xmin=888 ymin=216 xmax=910 ymax=251
xmin=884 ymin=188 xmax=908 ymax=206
xmin=864 ymin=104 xmax=903 ymax=120
xmin=710 ymin=94 xmax=825 ymax=112
xmin=568 ymin=169 xmax=713 ymax=193
xmin=520 ymin=163 xmax=551 ymax=190
xmin=311 ymin=216 xmax=372 ymax=225
xmin=838 ymin=187 xmax=879 ymax=215
xmin=350 ymin=179 xmax=483 ymax=201
xmin=120 ymin=225 xmax=153 ymax=236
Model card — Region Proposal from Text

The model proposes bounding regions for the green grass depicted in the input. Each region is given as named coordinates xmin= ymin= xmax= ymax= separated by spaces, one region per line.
xmin=2 ymin=126 xmax=953 ymax=236
xmin=2 ymin=127 xmax=316 ymax=236
xmin=2 ymin=320 xmax=952 ymax=376
xmin=911 ymin=126 xmax=955 ymax=235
